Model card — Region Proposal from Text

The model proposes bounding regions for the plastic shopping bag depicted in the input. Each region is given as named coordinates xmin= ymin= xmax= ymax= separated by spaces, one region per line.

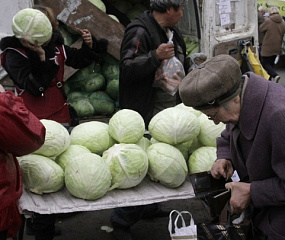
xmin=154 ymin=29 xmax=185 ymax=96
xmin=168 ymin=210 xmax=197 ymax=240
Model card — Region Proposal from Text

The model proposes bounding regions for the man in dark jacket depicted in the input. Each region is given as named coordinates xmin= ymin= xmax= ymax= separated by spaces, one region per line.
xmin=179 ymin=54 xmax=285 ymax=240
xmin=112 ymin=0 xmax=190 ymax=239
xmin=119 ymin=0 xmax=190 ymax=127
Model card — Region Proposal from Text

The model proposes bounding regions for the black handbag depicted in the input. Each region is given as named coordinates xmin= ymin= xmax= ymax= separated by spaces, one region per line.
xmin=190 ymin=172 xmax=252 ymax=240
xmin=189 ymin=171 xmax=231 ymax=219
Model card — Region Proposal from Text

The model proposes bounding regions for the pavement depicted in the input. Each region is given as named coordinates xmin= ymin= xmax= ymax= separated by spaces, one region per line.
xmin=21 ymin=66 xmax=285 ymax=240
xmin=21 ymin=198 xmax=210 ymax=240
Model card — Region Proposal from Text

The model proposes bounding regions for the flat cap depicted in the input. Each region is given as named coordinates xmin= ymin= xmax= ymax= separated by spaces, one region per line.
xmin=179 ymin=54 xmax=242 ymax=110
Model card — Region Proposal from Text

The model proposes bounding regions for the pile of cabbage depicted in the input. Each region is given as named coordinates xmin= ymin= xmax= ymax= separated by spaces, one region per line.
xmin=58 ymin=22 xmax=119 ymax=118
xmin=64 ymin=54 xmax=119 ymax=118
xmin=173 ymin=104 xmax=226 ymax=174
xmin=148 ymin=104 xmax=225 ymax=175
xmin=18 ymin=106 xmax=225 ymax=200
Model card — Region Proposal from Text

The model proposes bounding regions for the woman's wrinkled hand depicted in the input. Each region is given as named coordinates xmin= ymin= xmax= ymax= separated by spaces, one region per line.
xmin=77 ymin=28 xmax=93 ymax=49
xmin=211 ymin=158 xmax=233 ymax=180
xmin=225 ymin=181 xmax=251 ymax=214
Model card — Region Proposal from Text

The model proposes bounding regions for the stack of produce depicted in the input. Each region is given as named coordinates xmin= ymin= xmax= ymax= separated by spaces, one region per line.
xmin=17 ymin=105 xmax=226 ymax=201
xmin=17 ymin=119 xmax=70 ymax=195
xmin=18 ymin=119 xmax=115 ymax=200
xmin=147 ymin=107 xmax=198 ymax=187
xmin=104 ymin=109 xmax=149 ymax=189
xmin=57 ymin=22 xmax=120 ymax=119
xmin=174 ymin=103 xmax=226 ymax=174
xmin=64 ymin=54 xmax=119 ymax=118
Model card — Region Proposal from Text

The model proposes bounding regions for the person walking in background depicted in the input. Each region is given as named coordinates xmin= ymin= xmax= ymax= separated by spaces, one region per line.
xmin=113 ymin=0 xmax=191 ymax=239
xmin=0 ymin=5 xmax=108 ymax=240
xmin=259 ymin=6 xmax=285 ymax=83
xmin=257 ymin=5 xmax=267 ymax=63
xmin=0 ymin=85 xmax=45 ymax=240
xmin=179 ymin=54 xmax=285 ymax=239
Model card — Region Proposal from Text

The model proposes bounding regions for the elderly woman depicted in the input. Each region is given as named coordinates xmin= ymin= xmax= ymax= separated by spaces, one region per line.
xmin=179 ymin=54 xmax=285 ymax=240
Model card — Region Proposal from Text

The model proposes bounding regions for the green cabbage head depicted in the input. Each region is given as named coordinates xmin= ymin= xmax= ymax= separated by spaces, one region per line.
xmin=71 ymin=99 xmax=94 ymax=117
xmin=70 ymin=121 xmax=115 ymax=155
xmin=198 ymin=114 xmax=226 ymax=147
xmin=108 ymin=109 xmax=145 ymax=143
xmin=65 ymin=153 xmax=112 ymax=200
xmin=148 ymin=107 xmax=200 ymax=145
xmin=55 ymin=144 xmax=91 ymax=171
xmin=34 ymin=119 xmax=70 ymax=157
xmin=188 ymin=146 xmax=217 ymax=174
xmin=102 ymin=143 xmax=149 ymax=189
xmin=188 ymin=137 xmax=204 ymax=154
xmin=147 ymin=142 xmax=188 ymax=188
xmin=136 ymin=137 xmax=151 ymax=152
xmin=18 ymin=154 xmax=64 ymax=194
xmin=102 ymin=63 xmax=119 ymax=82
xmin=174 ymin=140 xmax=192 ymax=160
xmin=174 ymin=103 xmax=202 ymax=117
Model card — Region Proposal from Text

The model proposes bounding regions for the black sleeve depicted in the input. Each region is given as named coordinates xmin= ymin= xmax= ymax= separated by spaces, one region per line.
xmin=4 ymin=50 xmax=59 ymax=96
xmin=64 ymin=36 xmax=109 ymax=68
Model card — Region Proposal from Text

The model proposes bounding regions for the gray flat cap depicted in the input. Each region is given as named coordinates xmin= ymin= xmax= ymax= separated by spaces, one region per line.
xmin=179 ymin=54 xmax=242 ymax=110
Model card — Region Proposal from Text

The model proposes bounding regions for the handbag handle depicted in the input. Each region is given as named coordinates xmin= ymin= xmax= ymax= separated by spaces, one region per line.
xmin=168 ymin=210 xmax=195 ymax=235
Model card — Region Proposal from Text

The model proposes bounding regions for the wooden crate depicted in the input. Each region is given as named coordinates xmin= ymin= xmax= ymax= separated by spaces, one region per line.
xmin=35 ymin=0 xmax=125 ymax=60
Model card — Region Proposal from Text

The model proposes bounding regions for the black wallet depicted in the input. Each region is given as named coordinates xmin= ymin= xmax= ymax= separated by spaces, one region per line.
xmin=189 ymin=171 xmax=231 ymax=218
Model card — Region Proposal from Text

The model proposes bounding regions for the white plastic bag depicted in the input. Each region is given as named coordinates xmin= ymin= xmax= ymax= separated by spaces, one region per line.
xmin=154 ymin=29 xmax=185 ymax=96
xmin=168 ymin=210 xmax=197 ymax=240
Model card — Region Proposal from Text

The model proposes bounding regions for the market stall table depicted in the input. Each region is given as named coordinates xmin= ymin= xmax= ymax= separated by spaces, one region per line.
xmin=17 ymin=176 xmax=195 ymax=240
xmin=19 ymin=176 xmax=195 ymax=215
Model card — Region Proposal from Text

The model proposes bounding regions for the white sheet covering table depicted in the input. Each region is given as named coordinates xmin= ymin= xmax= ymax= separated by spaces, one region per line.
xmin=19 ymin=176 xmax=195 ymax=215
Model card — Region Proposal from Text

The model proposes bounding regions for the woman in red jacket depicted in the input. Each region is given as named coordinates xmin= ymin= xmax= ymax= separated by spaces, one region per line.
xmin=0 ymin=85 xmax=45 ymax=240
